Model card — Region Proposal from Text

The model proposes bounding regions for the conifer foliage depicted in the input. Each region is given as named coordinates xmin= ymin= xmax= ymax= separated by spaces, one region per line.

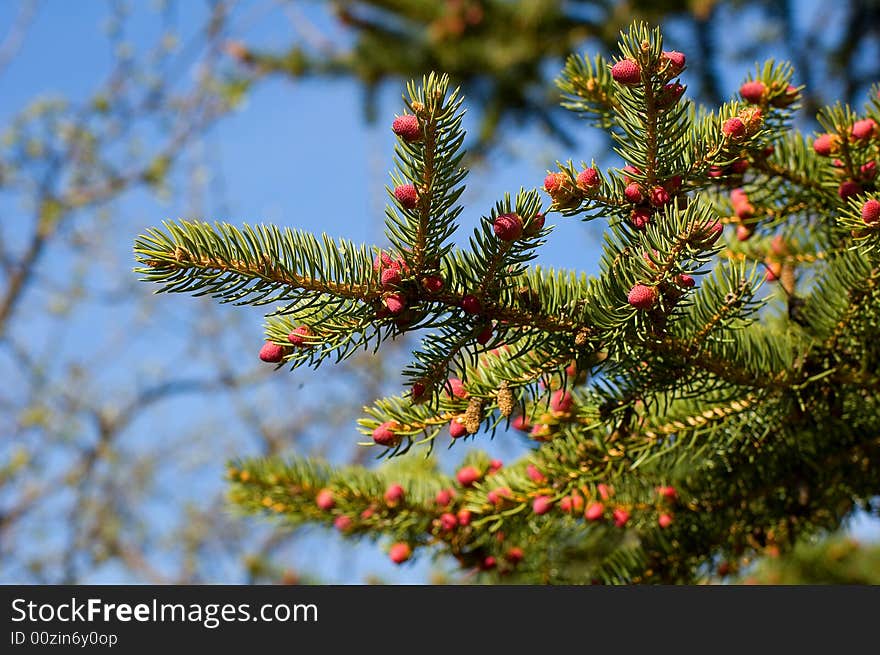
xmin=134 ymin=23 xmax=880 ymax=583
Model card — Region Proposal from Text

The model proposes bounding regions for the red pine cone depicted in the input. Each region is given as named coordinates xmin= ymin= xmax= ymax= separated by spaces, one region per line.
xmin=838 ymin=180 xmax=862 ymax=200
xmin=628 ymin=283 xmax=657 ymax=310
xmin=862 ymin=199 xmax=880 ymax=224
xmin=722 ymin=117 xmax=746 ymax=139
xmin=851 ymin=118 xmax=878 ymax=141
xmin=611 ymin=58 xmax=641 ymax=85
xmin=812 ymin=133 xmax=838 ymax=156
xmin=259 ymin=341 xmax=285 ymax=363
xmin=613 ymin=508 xmax=630 ymax=527
xmin=372 ymin=421 xmax=400 ymax=446
xmin=439 ymin=512 xmax=458 ymax=532
xmin=422 ymin=275 xmax=444 ymax=293
xmin=380 ymin=267 xmax=402 ymax=288
xmin=526 ymin=464 xmax=546 ymax=483
xmin=315 ymin=489 xmax=335 ymax=511
xmin=392 ymin=114 xmax=421 ymax=142
xmin=624 ymin=183 xmax=643 ymax=204
xmin=449 ymin=418 xmax=468 ymax=439
xmin=494 ymin=212 xmax=524 ymax=241
xmin=577 ymin=167 xmax=600 ymax=191
xmin=287 ymin=325 xmax=312 ymax=347
xmin=394 ymin=184 xmax=419 ymax=209
xmin=334 ymin=515 xmax=352 ymax=532
xmin=384 ymin=483 xmax=405 ymax=505
xmin=523 ymin=212 xmax=545 ymax=237
xmin=389 ymin=542 xmax=412 ymax=564
xmin=532 ymin=495 xmax=553 ymax=515
xmin=739 ymin=80 xmax=766 ymax=104
xmin=550 ymin=389 xmax=574 ymax=413
xmin=662 ymin=50 xmax=686 ymax=74
xmin=461 ymin=294 xmax=482 ymax=314
xmin=584 ymin=502 xmax=605 ymax=521
xmin=445 ymin=378 xmax=468 ymax=399
xmin=658 ymin=513 xmax=673 ymax=529
xmin=456 ymin=466 xmax=481 ymax=487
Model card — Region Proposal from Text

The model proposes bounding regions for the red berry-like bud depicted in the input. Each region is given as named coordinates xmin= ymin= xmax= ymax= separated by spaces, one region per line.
xmin=708 ymin=166 xmax=724 ymax=178
xmin=480 ymin=556 xmax=497 ymax=570
xmin=628 ymin=283 xmax=657 ymax=310
xmin=532 ymin=495 xmax=553 ymax=515
xmin=394 ymin=184 xmax=419 ymax=209
xmin=489 ymin=459 xmax=503 ymax=473
xmin=851 ymin=118 xmax=878 ymax=141
xmin=435 ymin=488 xmax=455 ymax=507
xmin=360 ymin=506 xmax=375 ymax=520
xmin=384 ymin=483 xmax=405 ymax=505
xmin=649 ymin=185 xmax=670 ymax=207
xmin=334 ymin=515 xmax=353 ymax=532
xmin=523 ymin=212 xmax=545 ymax=237
xmin=373 ymin=251 xmax=394 ymax=272
xmin=445 ymin=378 xmax=468 ymax=399
xmin=421 ymin=275 xmax=444 ymax=293
xmin=316 ymin=489 xmax=335 ymax=511
xmin=550 ymin=389 xmax=574 ymax=413
xmin=526 ymin=464 xmax=546 ymax=483
xmin=812 ymin=133 xmax=838 ymax=156
xmin=730 ymin=187 xmax=748 ymax=206
xmin=384 ymin=293 xmax=406 ymax=314
xmin=861 ymin=161 xmax=877 ymax=181
xmin=411 ymin=381 xmax=427 ymax=402
xmin=597 ymin=483 xmax=612 ymax=500
xmin=677 ymin=274 xmax=695 ymax=288
xmin=722 ymin=117 xmax=746 ymax=139
xmin=389 ymin=542 xmax=412 ymax=564
xmin=611 ymin=58 xmax=641 ymax=85
xmin=630 ymin=207 xmax=652 ymax=230
xmin=493 ymin=212 xmax=524 ymax=241
xmin=456 ymin=466 xmax=481 ymax=487
xmin=613 ymin=508 xmax=630 ymax=527
xmin=736 ymin=224 xmax=753 ymax=242
xmin=543 ymin=172 xmax=565 ymax=193
xmin=372 ymin=421 xmax=400 ymax=446
xmin=560 ymin=493 xmax=584 ymax=514
xmin=577 ymin=167 xmax=600 ymax=191
xmin=476 ymin=324 xmax=493 ymax=345
xmin=439 ymin=512 xmax=458 ymax=532
xmin=765 ymin=260 xmax=782 ymax=281
xmin=624 ymin=183 xmax=643 ymax=204
xmin=729 ymin=159 xmax=749 ymax=174
xmin=735 ymin=202 xmax=755 ymax=220
xmin=461 ymin=294 xmax=482 ymax=314
xmin=584 ymin=502 xmax=604 ymax=521
xmin=862 ymin=199 xmax=880 ymax=224
xmin=487 ymin=487 xmax=512 ymax=505
xmin=449 ymin=418 xmax=468 ymax=439
xmin=657 ymin=485 xmax=677 ymax=500
xmin=506 ymin=547 xmax=524 ymax=564
xmin=380 ymin=267 xmax=402 ymax=288
xmin=259 ymin=341 xmax=284 ymax=363
xmin=658 ymin=513 xmax=673 ymax=529
xmin=530 ymin=423 xmax=551 ymax=440
xmin=512 ymin=416 xmax=532 ymax=433
xmin=739 ymin=80 xmax=766 ymax=104
xmin=838 ymin=180 xmax=862 ymax=200
xmin=658 ymin=82 xmax=685 ymax=107
xmin=662 ymin=50 xmax=686 ymax=74
xmin=287 ymin=325 xmax=312 ymax=347
xmin=622 ymin=165 xmax=641 ymax=184
xmin=392 ymin=114 xmax=421 ymax=142
xmin=457 ymin=509 xmax=472 ymax=526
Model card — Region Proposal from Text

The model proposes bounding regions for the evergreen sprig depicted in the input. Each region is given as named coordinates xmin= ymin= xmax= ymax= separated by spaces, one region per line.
xmin=135 ymin=21 xmax=880 ymax=583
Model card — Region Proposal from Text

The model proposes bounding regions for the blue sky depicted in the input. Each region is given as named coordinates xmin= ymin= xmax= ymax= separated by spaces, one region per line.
xmin=1 ymin=1 xmax=877 ymax=584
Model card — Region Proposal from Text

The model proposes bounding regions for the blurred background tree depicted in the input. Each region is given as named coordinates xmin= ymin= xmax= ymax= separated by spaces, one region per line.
xmin=1 ymin=0 xmax=878 ymax=584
